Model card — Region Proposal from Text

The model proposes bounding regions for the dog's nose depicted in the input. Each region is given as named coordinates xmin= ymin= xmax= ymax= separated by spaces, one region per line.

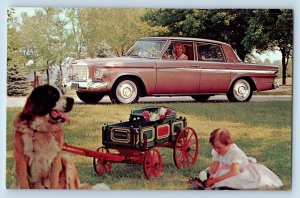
xmin=65 ymin=97 xmax=74 ymax=112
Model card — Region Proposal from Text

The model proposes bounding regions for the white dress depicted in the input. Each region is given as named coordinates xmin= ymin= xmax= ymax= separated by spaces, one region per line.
xmin=176 ymin=53 xmax=188 ymax=60
xmin=210 ymin=144 xmax=283 ymax=189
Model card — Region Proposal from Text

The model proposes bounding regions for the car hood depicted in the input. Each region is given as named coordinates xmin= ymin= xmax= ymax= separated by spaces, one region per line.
xmin=72 ymin=56 xmax=156 ymax=67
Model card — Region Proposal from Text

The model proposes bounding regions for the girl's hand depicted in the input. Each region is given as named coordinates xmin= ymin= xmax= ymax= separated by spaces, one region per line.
xmin=205 ymin=177 xmax=216 ymax=187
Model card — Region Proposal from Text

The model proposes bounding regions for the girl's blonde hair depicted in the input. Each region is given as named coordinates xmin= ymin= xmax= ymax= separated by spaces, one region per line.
xmin=174 ymin=43 xmax=186 ymax=53
xmin=209 ymin=128 xmax=234 ymax=146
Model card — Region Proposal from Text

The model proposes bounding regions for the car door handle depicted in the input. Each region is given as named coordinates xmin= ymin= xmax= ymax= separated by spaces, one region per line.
xmin=191 ymin=65 xmax=198 ymax=68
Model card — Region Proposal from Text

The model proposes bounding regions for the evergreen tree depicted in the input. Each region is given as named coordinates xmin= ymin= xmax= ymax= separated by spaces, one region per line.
xmin=7 ymin=61 xmax=30 ymax=96
xmin=7 ymin=8 xmax=30 ymax=96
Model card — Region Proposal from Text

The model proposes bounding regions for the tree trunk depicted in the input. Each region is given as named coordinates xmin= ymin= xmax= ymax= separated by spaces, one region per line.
xmin=59 ymin=63 xmax=63 ymax=78
xmin=46 ymin=69 xmax=50 ymax=84
xmin=281 ymin=47 xmax=287 ymax=85
xmin=33 ymin=71 xmax=37 ymax=87
xmin=282 ymin=59 xmax=286 ymax=85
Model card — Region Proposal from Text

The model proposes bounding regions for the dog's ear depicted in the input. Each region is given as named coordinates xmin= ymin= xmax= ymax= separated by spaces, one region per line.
xmin=19 ymin=92 xmax=48 ymax=121
xmin=19 ymin=85 xmax=60 ymax=121
xmin=19 ymin=96 xmax=35 ymax=121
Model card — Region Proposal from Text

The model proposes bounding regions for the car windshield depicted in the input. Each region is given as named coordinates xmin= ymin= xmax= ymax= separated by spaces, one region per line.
xmin=125 ymin=40 xmax=166 ymax=59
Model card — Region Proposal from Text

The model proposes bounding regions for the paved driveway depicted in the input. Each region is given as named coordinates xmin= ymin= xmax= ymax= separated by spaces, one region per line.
xmin=6 ymin=95 xmax=292 ymax=107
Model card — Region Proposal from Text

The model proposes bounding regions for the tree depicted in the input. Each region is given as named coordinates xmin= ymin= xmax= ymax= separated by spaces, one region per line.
xmin=62 ymin=8 xmax=160 ymax=58
xmin=54 ymin=69 xmax=66 ymax=94
xmin=96 ymin=42 xmax=115 ymax=58
xmin=7 ymin=8 xmax=30 ymax=96
xmin=64 ymin=8 xmax=87 ymax=59
xmin=242 ymin=9 xmax=293 ymax=85
xmin=7 ymin=54 xmax=30 ymax=96
xmin=142 ymin=9 xmax=255 ymax=61
xmin=273 ymin=58 xmax=293 ymax=79
xmin=79 ymin=8 xmax=161 ymax=57
xmin=18 ymin=8 xmax=68 ymax=84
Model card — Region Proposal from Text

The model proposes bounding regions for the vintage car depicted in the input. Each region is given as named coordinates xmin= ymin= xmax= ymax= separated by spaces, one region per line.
xmin=65 ymin=37 xmax=279 ymax=104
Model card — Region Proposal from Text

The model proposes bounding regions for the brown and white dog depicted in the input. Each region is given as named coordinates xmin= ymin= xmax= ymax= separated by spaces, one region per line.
xmin=12 ymin=85 xmax=109 ymax=189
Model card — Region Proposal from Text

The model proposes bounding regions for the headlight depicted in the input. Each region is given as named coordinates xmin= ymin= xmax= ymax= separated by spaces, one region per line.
xmin=94 ymin=68 xmax=104 ymax=79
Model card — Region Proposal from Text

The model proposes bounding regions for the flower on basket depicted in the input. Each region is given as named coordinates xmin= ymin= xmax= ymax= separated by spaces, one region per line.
xmin=150 ymin=112 xmax=160 ymax=122
xmin=142 ymin=107 xmax=173 ymax=122
xmin=166 ymin=108 xmax=172 ymax=115
xmin=158 ymin=107 xmax=167 ymax=119
xmin=142 ymin=110 xmax=150 ymax=122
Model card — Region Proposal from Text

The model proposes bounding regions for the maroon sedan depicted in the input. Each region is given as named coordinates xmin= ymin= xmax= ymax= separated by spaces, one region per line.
xmin=65 ymin=37 xmax=279 ymax=104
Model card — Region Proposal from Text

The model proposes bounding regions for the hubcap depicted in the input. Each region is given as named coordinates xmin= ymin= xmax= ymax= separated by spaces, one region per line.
xmin=233 ymin=80 xmax=250 ymax=101
xmin=116 ymin=80 xmax=137 ymax=103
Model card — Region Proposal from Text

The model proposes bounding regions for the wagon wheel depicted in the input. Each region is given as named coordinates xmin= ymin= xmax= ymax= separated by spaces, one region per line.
xmin=143 ymin=148 xmax=163 ymax=179
xmin=93 ymin=147 xmax=112 ymax=176
xmin=173 ymin=127 xmax=199 ymax=169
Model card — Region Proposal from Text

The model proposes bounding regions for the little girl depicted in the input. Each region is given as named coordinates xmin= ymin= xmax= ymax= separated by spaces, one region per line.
xmin=196 ymin=128 xmax=283 ymax=190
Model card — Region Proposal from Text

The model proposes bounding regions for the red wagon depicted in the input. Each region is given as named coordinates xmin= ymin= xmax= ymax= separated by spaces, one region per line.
xmin=63 ymin=106 xmax=199 ymax=179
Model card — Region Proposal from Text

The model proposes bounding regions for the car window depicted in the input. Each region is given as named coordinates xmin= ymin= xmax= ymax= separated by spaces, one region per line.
xmin=126 ymin=40 xmax=166 ymax=59
xmin=197 ymin=43 xmax=225 ymax=62
xmin=162 ymin=41 xmax=194 ymax=61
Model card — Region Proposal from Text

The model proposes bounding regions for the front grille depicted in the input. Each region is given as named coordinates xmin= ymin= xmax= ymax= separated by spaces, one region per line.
xmin=69 ymin=64 xmax=88 ymax=81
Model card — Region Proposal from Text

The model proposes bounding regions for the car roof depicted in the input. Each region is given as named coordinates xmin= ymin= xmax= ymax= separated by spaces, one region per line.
xmin=140 ymin=37 xmax=229 ymax=45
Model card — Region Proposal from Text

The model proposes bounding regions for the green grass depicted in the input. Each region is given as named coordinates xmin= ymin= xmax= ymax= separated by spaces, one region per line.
xmin=6 ymin=101 xmax=292 ymax=190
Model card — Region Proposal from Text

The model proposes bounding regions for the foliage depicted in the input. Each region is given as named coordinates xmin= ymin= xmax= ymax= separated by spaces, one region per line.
xmin=7 ymin=57 xmax=30 ymax=96
xmin=273 ymin=59 xmax=293 ymax=78
xmin=95 ymin=42 xmax=115 ymax=58
xmin=54 ymin=69 xmax=66 ymax=94
xmin=143 ymin=8 xmax=293 ymax=84
xmin=8 ymin=8 xmax=163 ymax=87
xmin=7 ymin=8 xmax=30 ymax=96
xmin=18 ymin=8 xmax=70 ymax=84
xmin=63 ymin=8 xmax=160 ymax=58
xmin=142 ymin=9 xmax=255 ymax=61
xmin=8 ymin=8 xmax=293 ymax=90
xmin=242 ymin=9 xmax=293 ymax=84
xmin=6 ymin=102 xmax=291 ymax=189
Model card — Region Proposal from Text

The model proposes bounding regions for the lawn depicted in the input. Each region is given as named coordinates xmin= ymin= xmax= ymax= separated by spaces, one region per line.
xmin=6 ymin=101 xmax=292 ymax=190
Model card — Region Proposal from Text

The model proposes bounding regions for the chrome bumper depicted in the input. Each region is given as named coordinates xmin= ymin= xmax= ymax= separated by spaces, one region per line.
xmin=272 ymin=82 xmax=280 ymax=89
xmin=65 ymin=81 xmax=108 ymax=90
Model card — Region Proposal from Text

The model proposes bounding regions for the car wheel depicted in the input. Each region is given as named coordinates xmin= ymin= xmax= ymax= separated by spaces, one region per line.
xmin=191 ymin=95 xmax=211 ymax=102
xmin=76 ymin=92 xmax=104 ymax=104
xmin=227 ymin=79 xmax=253 ymax=102
xmin=109 ymin=78 xmax=140 ymax=104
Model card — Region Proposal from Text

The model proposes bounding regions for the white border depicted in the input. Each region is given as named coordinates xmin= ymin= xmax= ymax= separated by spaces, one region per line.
xmin=1 ymin=1 xmax=298 ymax=198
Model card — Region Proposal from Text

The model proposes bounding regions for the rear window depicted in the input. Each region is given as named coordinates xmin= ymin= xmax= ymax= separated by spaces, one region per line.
xmin=197 ymin=43 xmax=225 ymax=62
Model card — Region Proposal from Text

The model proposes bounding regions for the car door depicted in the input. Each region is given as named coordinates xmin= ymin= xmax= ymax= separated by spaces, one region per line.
xmin=197 ymin=43 xmax=231 ymax=93
xmin=155 ymin=41 xmax=200 ymax=94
